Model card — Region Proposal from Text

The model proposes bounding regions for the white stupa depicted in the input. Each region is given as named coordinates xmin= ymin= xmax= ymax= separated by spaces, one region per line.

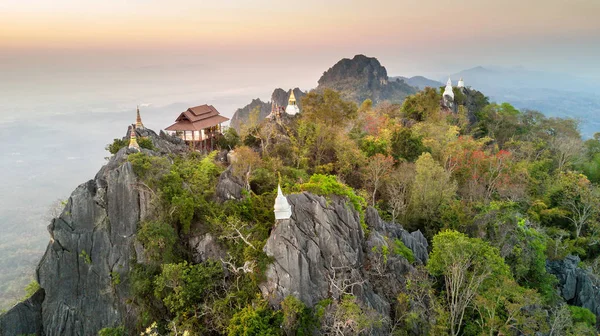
xmin=274 ymin=184 xmax=292 ymax=220
xmin=285 ymin=90 xmax=300 ymax=115
xmin=443 ymin=78 xmax=454 ymax=100
xmin=457 ymin=78 xmax=465 ymax=88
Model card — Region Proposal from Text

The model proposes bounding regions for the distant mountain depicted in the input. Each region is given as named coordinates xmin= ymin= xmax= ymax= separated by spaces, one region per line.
xmin=448 ymin=66 xmax=600 ymax=137
xmin=229 ymin=88 xmax=305 ymax=131
xmin=390 ymin=76 xmax=443 ymax=90
xmin=316 ymin=54 xmax=416 ymax=104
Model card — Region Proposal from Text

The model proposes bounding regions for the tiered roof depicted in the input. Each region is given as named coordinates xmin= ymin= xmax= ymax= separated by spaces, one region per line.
xmin=165 ymin=104 xmax=229 ymax=131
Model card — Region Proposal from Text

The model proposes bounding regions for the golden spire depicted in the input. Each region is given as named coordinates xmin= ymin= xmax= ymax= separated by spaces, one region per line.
xmin=288 ymin=90 xmax=296 ymax=104
xmin=135 ymin=105 xmax=145 ymax=129
xmin=128 ymin=124 xmax=140 ymax=151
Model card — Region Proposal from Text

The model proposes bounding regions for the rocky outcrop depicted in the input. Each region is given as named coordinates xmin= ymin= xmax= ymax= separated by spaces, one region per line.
xmin=260 ymin=193 xmax=427 ymax=333
xmin=189 ymin=233 xmax=226 ymax=264
xmin=317 ymin=54 xmax=416 ymax=104
xmin=230 ymin=88 xmax=305 ymax=131
xmin=547 ymin=255 xmax=600 ymax=319
xmin=0 ymin=289 xmax=44 ymax=336
xmin=215 ymin=167 xmax=246 ymax=202
xmin=0 ymin=128 xmax=186 ymax=336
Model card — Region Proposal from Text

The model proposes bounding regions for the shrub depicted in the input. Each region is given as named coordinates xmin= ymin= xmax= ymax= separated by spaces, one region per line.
xmin=569 ymin=305 xmax=596 ymax=327
xmin=154 ymin=261 xmax=223 ymax=317
xmin=23 ymin=280 xmax=40 ymax=300
xmin=137 ymin=137 xmax=154 ymax=151
xmin=393 ymin=239 xmax=415 ymax=263
xmin=98 ymin=326 xmax=126 ymax=336
xmin=106 ymin=138 xmax=128 ymax=154
xmin=227 ymin=300 xmax=283 ymax=336
xmin=298 ymin=174 xmax=366 ymax=215
xmin=137 ymin=221 xmax=178 ymax=264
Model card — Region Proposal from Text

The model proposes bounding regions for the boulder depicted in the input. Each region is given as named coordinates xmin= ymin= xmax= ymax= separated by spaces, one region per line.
xmin=215 ymin=167 xmax=245 ymax=202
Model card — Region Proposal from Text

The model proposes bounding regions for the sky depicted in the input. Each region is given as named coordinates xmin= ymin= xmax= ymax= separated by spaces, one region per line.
xmin=1 ymin=0 xmax=600 ymax=83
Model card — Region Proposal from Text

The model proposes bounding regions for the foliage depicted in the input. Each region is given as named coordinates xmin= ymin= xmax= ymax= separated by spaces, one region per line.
xmin=390 ymin=127 xmax=428 ymax=162
xmin=154 ymin=260 xmax=224 ymax=332
xmin=218 ymin=127 xmax=242 ymax=150
xmin=301 ymin=89 xmax=358 ymax=127
xmin=298 ymin=174 xmax=366 ymax=216
xmin=227 ymin=300 xmax=283 ymax=336
xmin=98 ymin=326 xmax=126 ymax=336
xmin=79 ymin=250 xmax=92 ymax=264
xmin=427 ymin=230 xmax=511 ymax=335
xmin=22 ymin=280 xmax=40 ymax=300
xmin=106 ymin=138 xmax=129 ymax=154
xmin=137 ymin=220 xmax=178 ymax=264
xmin=137 ymin=137 xmax=155 ymax=151
xmin=410 ymin=153 xmax=456 ymax=232
xmin=393 ymin=239 xmax=415 ymax=263
xmin=568 ymin=305 xmax=596 ymax=327
xmin=401 ymin=87 xmax=441 ymax=121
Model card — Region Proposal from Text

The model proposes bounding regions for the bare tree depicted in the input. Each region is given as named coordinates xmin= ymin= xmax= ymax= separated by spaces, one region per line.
xmin=548 ymin=304 xmax=573 ymax=336
xmin=385 ymin=163 xmax=415 ymax=223
xmin=551 ymin=135 xmax=583 ymax=171
xmin=363 ymin=154 xmax=395 ymax=206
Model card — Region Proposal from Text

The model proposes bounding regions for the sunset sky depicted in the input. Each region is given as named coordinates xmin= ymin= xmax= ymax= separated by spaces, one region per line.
xmin=1 ymin=0 xmax=600 ymax=80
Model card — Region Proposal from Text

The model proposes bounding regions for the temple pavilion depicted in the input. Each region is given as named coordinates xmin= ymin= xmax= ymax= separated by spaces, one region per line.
xmin=165 ymin=104 xmax=229 ymax=151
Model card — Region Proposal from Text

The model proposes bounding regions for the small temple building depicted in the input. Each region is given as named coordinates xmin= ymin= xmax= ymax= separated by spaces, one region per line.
xmin=165 ymin=104 xmax=230 ymax=151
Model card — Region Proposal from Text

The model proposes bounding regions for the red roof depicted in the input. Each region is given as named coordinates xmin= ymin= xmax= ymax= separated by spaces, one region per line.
xmin=165 ymin=104 xmax=230 ymax=131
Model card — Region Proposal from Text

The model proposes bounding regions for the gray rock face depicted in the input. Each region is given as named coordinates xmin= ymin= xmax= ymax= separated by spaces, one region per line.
xmin=0 ymin=127 xmax=182 ymax=336
xmin=547 ymin=255 xmax=600 ymax=319
xmin=36 ymin=160 xmax=140 ymax=336
xmin=261 ymin=193 xmax=428 ymax=333
xmin=189 ymin=233 xmax=226 ymax=264
xmin=0 ymin=289 xmax=44 ymax=336
xmin=215 ymin=167 xmax=245 ymax=202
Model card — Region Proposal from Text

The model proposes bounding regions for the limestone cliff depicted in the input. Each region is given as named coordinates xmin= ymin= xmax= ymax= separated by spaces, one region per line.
xmin=260 ymin=193 xmax=428 ymax=334
xmin=0 ymin=128 xmax=187 ymax=336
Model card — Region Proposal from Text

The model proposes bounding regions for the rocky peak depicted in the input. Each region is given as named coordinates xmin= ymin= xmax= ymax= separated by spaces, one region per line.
xmin=316 ymin=54 xmax=416 ymax=104
xmin=0 ymin=128 xmax=187 ymax=336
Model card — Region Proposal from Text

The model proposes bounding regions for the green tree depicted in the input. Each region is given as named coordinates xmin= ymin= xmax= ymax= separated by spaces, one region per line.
xmin=427 ymin=230 xmax=511 ymax=336
xmin=390 ymin=127 xmax=427 ymax=162
xmin=137 ymin=220 xmax=178 ymax=264
xmin=301 ymin=89 xmax=358 ymax=127
xmin=401 ymin=87 xmax=441 ymax=121
xmin=410 ymin=153 xmax=456 ymax=225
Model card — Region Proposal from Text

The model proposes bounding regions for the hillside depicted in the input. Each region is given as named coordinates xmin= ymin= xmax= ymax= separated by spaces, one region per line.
xmin=390 ymin=75 xmax=443 ymax=89
xmin=3 ymin=75 xmax=600 ymax=336
xmin=449 ymin=66 xmax=600 ymax=137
